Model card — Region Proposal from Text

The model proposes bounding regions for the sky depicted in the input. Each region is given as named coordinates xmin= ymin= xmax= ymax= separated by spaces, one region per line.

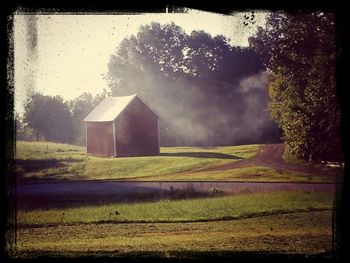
xmin=13 ymin=9 xmax=268 ymax=115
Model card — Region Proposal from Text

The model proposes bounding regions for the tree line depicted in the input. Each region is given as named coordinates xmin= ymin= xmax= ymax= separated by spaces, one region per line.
xmin=17 ymin=12 xmax=343 ymax=163
xmin=105 ymin=22 xmax=280 ymax=146
xmin=249 ymin=12 xmax=342 ymax=162
xmin=18 ymin=21 xmax=281 ymax=147
xmin=16 ymin=91 xmax=109 ymax=145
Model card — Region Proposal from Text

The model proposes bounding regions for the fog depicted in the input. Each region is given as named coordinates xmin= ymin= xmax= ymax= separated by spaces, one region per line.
xmin=116 ymin=68 xmax=280 ymax=147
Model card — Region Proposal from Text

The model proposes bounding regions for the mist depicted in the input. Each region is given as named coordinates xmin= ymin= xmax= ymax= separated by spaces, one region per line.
xmin=108 ymin=22 xmax=281 ymax=147
xmin=115 ymin=68 xmax=280 ymax=147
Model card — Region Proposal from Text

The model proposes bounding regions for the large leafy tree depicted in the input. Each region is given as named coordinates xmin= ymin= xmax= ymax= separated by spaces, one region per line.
xmin=249 ymin=12 xmax=342 ymax=162
xmin=24 ymin=93 xmax=75 ymax=143
xmin=106 ymin=22 xmax=278 ymax=146
xmin=15 ymin=114 xmax=34 ymax=141
xmin=69 ymin=91 xmax=109 ymax=145
xmin=69 ymin=92 xmax=94 ymax=145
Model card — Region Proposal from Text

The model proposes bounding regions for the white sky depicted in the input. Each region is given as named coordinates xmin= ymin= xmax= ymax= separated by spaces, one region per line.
xmin=13 ymin=10 xmax=267 ymax=114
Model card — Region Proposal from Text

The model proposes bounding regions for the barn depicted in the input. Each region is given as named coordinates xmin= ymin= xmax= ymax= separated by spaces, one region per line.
xmin=83 ymin=94 xmax=160 ymax=157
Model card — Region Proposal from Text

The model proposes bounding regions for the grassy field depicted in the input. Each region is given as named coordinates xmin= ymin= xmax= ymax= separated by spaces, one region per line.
xmin=135 ymin=166 xmax=337 ymax=182
xmin=15 ymin=141 xmax=258 ymax=181
xmin=14 ymin=141 xmax=340 ymax=182
xmin=17 ymin=191 xmax=333 ymax=226
xmin=12 ymin=141 xmax=338 ymax=257
xmin=16 ymin=210 xmax=333 ymax=256
xmin=14 ymin=191 xmax=334 ymax=257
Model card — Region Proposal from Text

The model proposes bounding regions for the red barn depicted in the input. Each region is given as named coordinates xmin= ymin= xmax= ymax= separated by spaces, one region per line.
xmin=83 ymin=94 xmax=160 ymax=157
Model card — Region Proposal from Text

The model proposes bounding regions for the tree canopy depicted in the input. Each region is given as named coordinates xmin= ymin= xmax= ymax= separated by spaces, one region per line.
xmin=24 ymin=93 xmax=75 ymax=143
xmin=249 ymin=12 xmax=342 ymax=162
xmin=20 ymin=92 xmax=108 ymax=145
xmin=106 ymin=22 xmax=280 ymax=146
xmin=68 ymin=91 xmax=109 ymax=145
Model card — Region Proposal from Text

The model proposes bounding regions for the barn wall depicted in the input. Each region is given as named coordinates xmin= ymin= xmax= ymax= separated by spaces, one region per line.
xmin=86 ymin=122 xmax=115 ymax=156
xmin=115 ymin=98 xmax=159 ymax=156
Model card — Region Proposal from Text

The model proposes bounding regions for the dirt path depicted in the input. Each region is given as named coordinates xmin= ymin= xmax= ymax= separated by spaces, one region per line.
xmin=195 ymin=144 xmax=334 ymax=177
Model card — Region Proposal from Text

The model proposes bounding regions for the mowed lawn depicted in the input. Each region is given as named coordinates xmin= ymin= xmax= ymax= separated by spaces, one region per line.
xmin=14 ymin=141 xmax=259 ymax=181
xmin=15 ymin=191 xmax=334 ymax=256
xmin=16 ymin=211 xmax=333 ymax=256
xmin=14 ymin=141 xmax=339 ymax=182
xmin=17 ymin=191 xmax=333 ymax=226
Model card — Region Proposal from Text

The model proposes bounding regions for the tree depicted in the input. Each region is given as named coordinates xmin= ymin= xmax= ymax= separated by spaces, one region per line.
xmin=69 ymin=91 xmax=109 ymax=145
xmin=106 ymin=22 xmax=278 ymax=146
xmin=24 ymin=93 xmax=75 ymax=143
xmin=15 ymin=113 xmax=34 ymax=141
xmin=69 ymin=93 xmax=94 ymax=145
xmin=249 ymin=12 xmax=342 ymax=162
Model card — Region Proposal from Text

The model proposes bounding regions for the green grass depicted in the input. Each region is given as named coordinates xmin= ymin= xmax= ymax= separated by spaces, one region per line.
xmin=15 ymin=210 xmax=333 ymax=255
xmin=15 ymin=141 xmax=259 ymax=181
xmin=14 ymin=141 xmax=341 ymax=182
xmin=17 ymin=191 xmax=333 ymax=226
xmin=137 ymin=166 xmax=337 ymax=182
xmin=15 ymin=141 xmax=86 ymax=181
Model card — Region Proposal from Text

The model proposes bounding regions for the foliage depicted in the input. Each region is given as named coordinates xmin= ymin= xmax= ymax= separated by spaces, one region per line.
xmin=15 ymin=114 xmax=34 ymax=141
xmin=21 ymin=90 xmax=108 ymax=145
xmin=68 ymin=91 xmax=109 ymax=145
xmin=249 ymin=12 xmax=342 ymax=162
xmin=68 ymin=92 xmax=94 ymax=145
xmin=106 ymin=22 xmax=279 ymax=146
xmin=23 ymin=93 xmax=75 ymax=143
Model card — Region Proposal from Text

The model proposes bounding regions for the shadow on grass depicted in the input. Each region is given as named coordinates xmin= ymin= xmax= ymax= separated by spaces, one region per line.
xmin=17 ymin=187 xmax=226 ymax=210
xmin=15 ymin=158 xmax=84 ymax=183
xmin=160 ymin=152 xmax=242 ymax=160
xmin=15 ymin=158 xmax=82 ymax=172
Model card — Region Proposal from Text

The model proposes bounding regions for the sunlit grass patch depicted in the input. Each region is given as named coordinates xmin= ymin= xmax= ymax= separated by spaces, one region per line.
xmin=207 ymin=166 xmax=337 ymax=182
xmin=138 ymin=166 xmax=337 ymax=183
xmin=15 ymin=141 xmax=86 ymax=160
xmin=17 ymin=191 xmax=333 ymax=226
xmin=15 ymin=141 xmax=260 ymax=181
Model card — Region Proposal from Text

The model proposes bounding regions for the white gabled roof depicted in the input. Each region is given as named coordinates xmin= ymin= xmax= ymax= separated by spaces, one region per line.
xmin=83 ymin=94 xmax=137 ymax=122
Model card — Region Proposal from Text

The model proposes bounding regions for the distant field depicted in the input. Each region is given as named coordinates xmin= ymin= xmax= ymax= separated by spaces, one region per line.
xmin=14 ymin=141 xmax=339 ymax=182
xmin=17 ymin=191 xmax=333 ymax=226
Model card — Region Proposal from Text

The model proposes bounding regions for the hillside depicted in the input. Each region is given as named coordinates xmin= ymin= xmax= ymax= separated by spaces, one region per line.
xmin=14 ymin=141 xmax=341 ymax=183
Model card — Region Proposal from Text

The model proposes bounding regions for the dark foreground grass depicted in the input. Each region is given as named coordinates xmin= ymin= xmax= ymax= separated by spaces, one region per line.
xmin=17 ymin=187 xmax=226 ymax=210
xmin=17 ymin=191 xmax=333 ymax=226
xmin=14 ymin=210 xmax=333 ymax=256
